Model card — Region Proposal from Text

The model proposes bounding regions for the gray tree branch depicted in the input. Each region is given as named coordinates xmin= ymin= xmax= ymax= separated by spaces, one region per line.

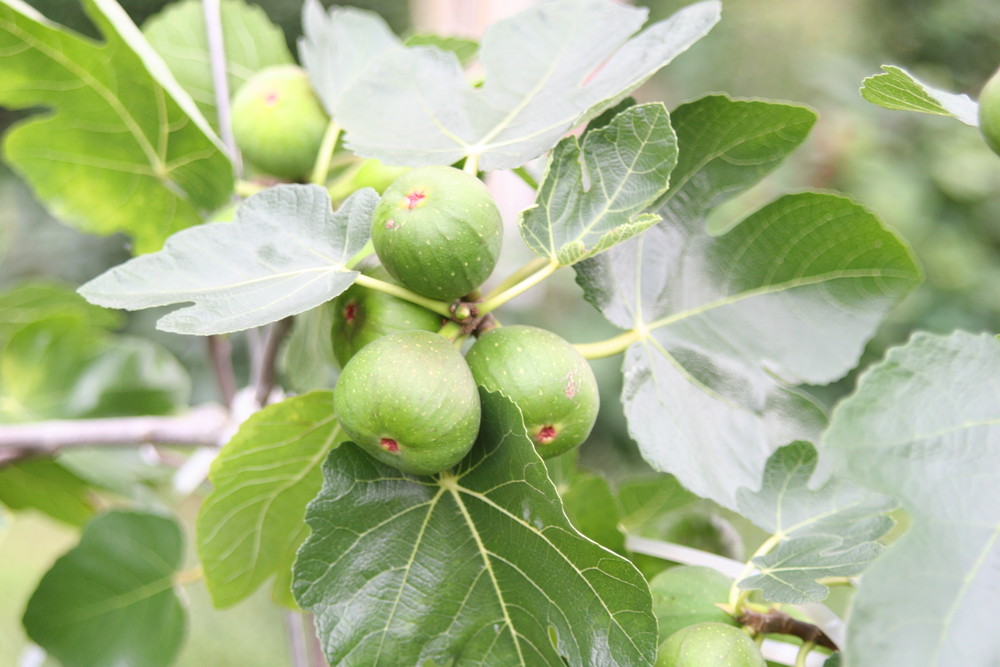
xmin=0 ymin=403 xmax=230 ymax=467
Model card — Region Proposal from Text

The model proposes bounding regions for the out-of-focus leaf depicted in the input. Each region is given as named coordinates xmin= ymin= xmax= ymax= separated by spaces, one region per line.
xmin=403 ymin=33 xmax=478 ymax=66
xmin=143 ymin=0 xmax=293 ymax=128
xmin=0 ymin=459 xmax=96 ymax=526
xmin=825 ymin=332 xmax=1000 ymax=666
xmin=0 ymin=282 xmax=123 ymax=343
xmin=198 ymin=391 xmax=343 ymax=608
xmin=280 ymin=302 xmax=338 ymax=392
xmin=734 ymin=442 xmax=894 ymax=604
xmin=79 ymin=185 xmax=377 ymax=335
xmin=617 ymin=474 xmax=698 ymax=535
xmin=23 ymin=510 xmax=185 ymax=667
xmin=0 ymin=317 xmax=190 ymax=422
xmin=861 ymin=65 xmax=978 ymax=126
xmin=560 ymin=471 xmax=626 ymax=554
xmin=0 ymin=0 xmax=233 ymax=253
xmin=334 ymin=0 xmax=720 ymax=169
xmin=576 ymin=95 xmax=921 ymax=509
xmin=294 ymin=391 xmax=656 ymax=666
xmin=519 ymin=103 xmax=677 ymax=265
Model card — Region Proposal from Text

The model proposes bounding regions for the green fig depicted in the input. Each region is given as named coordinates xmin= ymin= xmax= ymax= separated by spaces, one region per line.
xmin=330 ymin=266 xmax=443 ymax=367
xmin=371 ymin=166 xmax=503 ymax=301
xmin=656 ymin=622 xmax=765 ymax=667
xmin=327 ymin=159 xmax=410 ymax=201
xmin=334 ymin=330 xmax=481 ymax=475
xmin=231 ymin=65 xmax=329 ymax=180
xmin=979 ymin=65 xmax=1000 ymax=156
xmin=650 ymin=566 xmax=739 ymax=642
xmin=465 ymin=325 xmax=599 ymax=458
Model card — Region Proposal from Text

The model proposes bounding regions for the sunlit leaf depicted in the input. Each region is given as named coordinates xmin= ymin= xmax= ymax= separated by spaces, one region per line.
xmin=576 ymin=95 xmax=921 ymax=509
xmin=735 ymin=442 xmax=894 ymax=604
xmin=23 ymin=510 xmax=185 ymax=667
xmin=334 ymin=0 xmax=720 ymax=170
xmin=198 ymin=391 xmax=343 ymax=608
xmin=294 ymin=391 xmax=656 ymax=666
xmin=143 ymin=0 xmax=293 ymax=128
xmin=79 ymin=185 xmax=377 ymax=335
xmin=861 ymin=65 xmax=978 ymax=126
xmin=825 ymin=332 xmax=1000 ymax=666
xmin=0 ymin=0 xmax=233 ymax=253
xmin=519 ymin=103 xmax=677 ymax=265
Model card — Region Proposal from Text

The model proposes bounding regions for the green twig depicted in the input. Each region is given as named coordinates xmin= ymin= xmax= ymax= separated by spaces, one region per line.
xmin=573 ymin=330 xmax=642 ymax=359
xmin=310 ymin=122 xmax=342 ymax=185
xmin=477 ymin=258 xmax=559 ymax=314
xmin=353 ymin=274 xmax=453 ymax=318
xmin=486 ymin=257 xmax=550 ymax=299
xmin=513 ymin=166 xmax=539 ymax=190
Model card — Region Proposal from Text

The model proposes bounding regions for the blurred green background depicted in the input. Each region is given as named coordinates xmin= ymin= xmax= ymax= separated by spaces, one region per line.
xmin=1 ymin=0 xmax=999 ymax=665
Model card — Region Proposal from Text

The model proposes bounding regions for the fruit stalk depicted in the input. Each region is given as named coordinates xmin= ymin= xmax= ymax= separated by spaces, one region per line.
xmin=477 ymin=258 xmax=559 ymax=314
xmin=310 ymin=122 xmax=342 ymax=185
xmin=573 ymin=329 xmax=643 ymax=359
xmin=353 ymin=274 xmax=454 ymax=318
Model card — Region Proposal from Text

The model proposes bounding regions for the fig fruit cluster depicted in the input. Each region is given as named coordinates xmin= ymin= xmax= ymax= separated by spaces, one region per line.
xmin=331 ymin=167 xmax=599 ymax=476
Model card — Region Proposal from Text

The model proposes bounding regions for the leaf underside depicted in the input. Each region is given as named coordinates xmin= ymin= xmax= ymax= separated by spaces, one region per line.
xmin=860 ymin=65 xmax=978 ymax=127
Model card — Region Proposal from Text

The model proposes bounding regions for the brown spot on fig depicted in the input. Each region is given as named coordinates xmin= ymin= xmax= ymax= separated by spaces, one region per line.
xmin=535 ymin=426 xmax=557 ymax=445
xmin=263 ymin=90 xmax=280 ymax=105
xmin=343 ymin=301 xmax=357 ymax=324
xmin=380 ymin=438 xmax=399 ymax=453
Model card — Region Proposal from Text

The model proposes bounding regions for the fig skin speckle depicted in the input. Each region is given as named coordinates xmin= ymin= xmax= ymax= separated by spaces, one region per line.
xmin=465 ymin=325 xmax=599 ymax=459
xmin=334 ymin=330 xmax=481 ymax=475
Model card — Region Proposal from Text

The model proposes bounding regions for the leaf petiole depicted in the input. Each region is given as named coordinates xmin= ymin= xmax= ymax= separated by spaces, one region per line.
xmin=309 ymin=121 xmax=342 ymax=185
xmin=729 ymin=533 xmax=781 ymax=614
xmin=353 ymin=274 xmax=453 ymax=318
xmin=795 ymin=641 xmax=816 ymax=667
xmin=573 ymin=329 xmax=642 ymax=359
xmin=512 ymin=166 xmax=539 ymax=190
xmin=477 ymin=258 xmax=559 ymax=314
xmin=345 ymin=240 xmax=374 ymax=270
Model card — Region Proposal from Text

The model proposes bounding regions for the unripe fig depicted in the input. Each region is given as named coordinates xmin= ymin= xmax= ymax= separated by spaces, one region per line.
xmin=334 ymin=330 xmax=481 ymax=475
xmin=371 ymin=166 xmax=503 ymax=301
xmin=465 ymin=325 xmax=598 ymax=458
xmin=650 ymin=565 xmax=739 ymax=642
xmin=327 ymin=159 xmax=410 ymax=201
xmin=656 ymin=622 xmax=765 ymax=667
xmin=979 ymin=65 xmax=1000 ymax=156
xmin=330 ymin=266 xmax=442 ymax=367
xmin=231 ymin=65 xmax=329 ymax=180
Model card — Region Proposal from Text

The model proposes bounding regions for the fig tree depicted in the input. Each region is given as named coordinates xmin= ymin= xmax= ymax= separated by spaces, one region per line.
xmin=230 ymin=65 xmax=329 ymax=180
xmin=656 ymin=622 xmax=765 ymax=667
xmin=371 ymin=166 xmax=503 ymax=301
xmin=330 ymin=266 xmax=442 ymax=367
xmin=465 ymin=325 xmax=599 ymax=458
xmin=333 ymin=330 xmax=481 ymax=475
xmin=979 ymin=65 xmax=1000 ymax=157
xmin=650 ymin=565 xmax=739 ymax=642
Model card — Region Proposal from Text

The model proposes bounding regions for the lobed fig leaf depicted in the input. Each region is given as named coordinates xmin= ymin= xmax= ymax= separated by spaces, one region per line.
xmin=330 ymin=265 xmax=442 ymax=367
xmin=465 ymin=325 xmax=599 ymax=458
xmin=656 ymin=622 xmax=766 ymax=667
xmin=650 ymin=566 xmax=739 ymax=642
xmin=371 ymin=166 xmax=503 ymax=300
xmin=231 ymin=64 xmax=330 ymax=180
xmin=333 ymin=330 xmax=480 ymax=475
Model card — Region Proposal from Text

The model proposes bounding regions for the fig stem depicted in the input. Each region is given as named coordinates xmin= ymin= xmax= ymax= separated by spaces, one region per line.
xmin=513 ymin=166 xmax=539 ymax=190
xmin=353 ymin=274 xmax=454 ymax=318
xmin=477 ymin=258 xmax=559 ymax=314
xmin=573 ymin=329 xmax=642 ymax=359
xmin=346 ymin=240 xmax=374 ymax=269
xmin=486 ymin=256 xmax=551 ymax=299
xmin=464 ymin=154 xmax=480 ymax=175
xmin=795 ymin=641 xmax=816 ymax=667
xmin=729 ymin=533 xmax=782 ymax=614
xmin=310 ymin=121 xmax=342 ymax=185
